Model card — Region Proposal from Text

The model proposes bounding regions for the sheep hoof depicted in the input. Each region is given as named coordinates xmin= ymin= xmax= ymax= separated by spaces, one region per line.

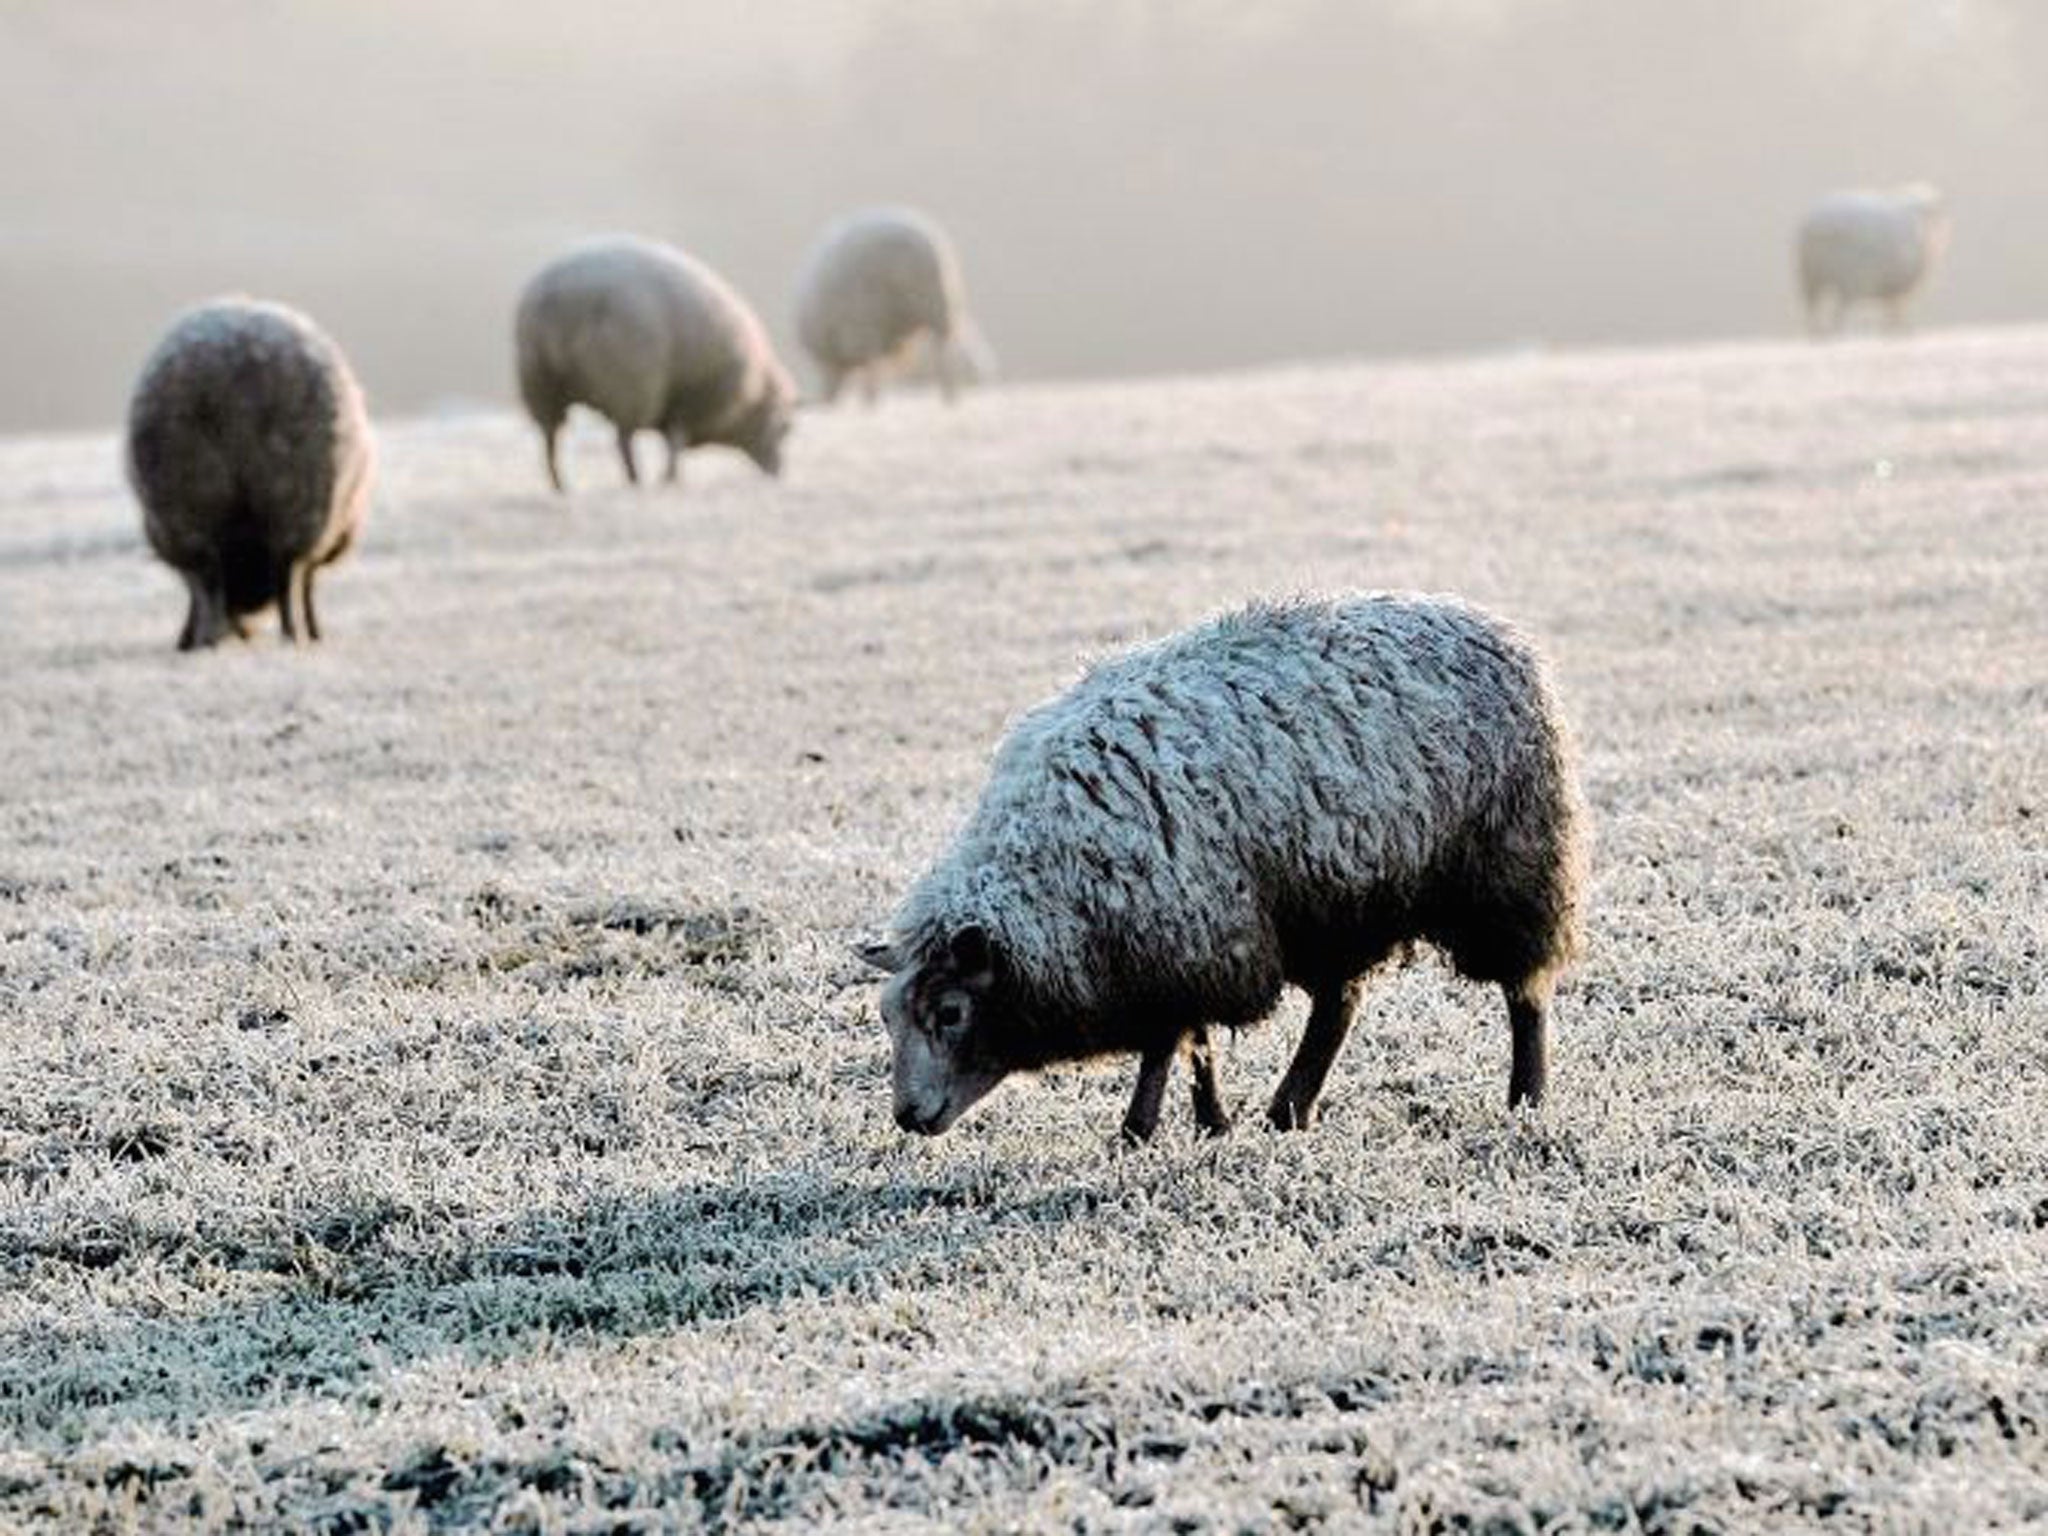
xmin=1266 ymin=1100 xmax=1317 ymax=1132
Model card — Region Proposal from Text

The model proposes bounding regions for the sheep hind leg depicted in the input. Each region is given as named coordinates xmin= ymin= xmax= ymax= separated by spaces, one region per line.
xmin=1506 ymin=978 xmax=1551 ymax=1109
xmin=175 ymin=571 xmax=208 ymax=651
xmin=301 ymin=563 xmax=322 ymax=642
xmin=1188 ymin=1027 xmax=1231 ymax=1134
xmin=286 ymin=559 xmax=322 ymax=643
xmin=1121 ymin=1042 xmax=1177 ymax=1145
xmin=541 ymin=423 xmax=565 ymax=493
xmin=179 ymin=572 xmax=232 ymax=651
xmin=275 ymin=557 xmax=300 ymax=643
xmin=1268 ymin=979 xmax=1363 ymax=1130
xmin=616 ymin=427 xmax=640 ymax=487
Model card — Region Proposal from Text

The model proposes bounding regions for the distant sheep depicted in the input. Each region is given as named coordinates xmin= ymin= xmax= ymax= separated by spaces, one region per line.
xmin=795 ymin=207 xmax=992 ymax=405
xmin=126 ymin=298 xmax=373 ymax=651
xmin=860 ymin=594 xmax=1588 ymax=1142
xmin=515 ymin=237 xmax=796 ymax=492
xmin=1798 ymin=185 xmax=1949 ymax=336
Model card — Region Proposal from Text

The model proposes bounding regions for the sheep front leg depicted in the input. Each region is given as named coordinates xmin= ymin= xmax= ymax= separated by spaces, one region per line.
xmin=1506 ymin=982 xmax=1550 ymax=1109
xmin=1268 ymin=978 xmax=1363 ymax=1130
xmin=1188 ymin=1027 xmax=1231 ymax=1134
xmin=1121 ymin=1043 xmax=1176 ymax=1145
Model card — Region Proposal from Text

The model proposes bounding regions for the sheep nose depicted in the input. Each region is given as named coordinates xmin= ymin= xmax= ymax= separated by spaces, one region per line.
xmin=895 ymin=1103 xmax=937 ymax=1135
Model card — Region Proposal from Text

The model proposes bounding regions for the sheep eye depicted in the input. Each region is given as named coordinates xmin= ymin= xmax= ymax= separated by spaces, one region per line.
xmin=931 ymin=998 xmax=970 ymax=1036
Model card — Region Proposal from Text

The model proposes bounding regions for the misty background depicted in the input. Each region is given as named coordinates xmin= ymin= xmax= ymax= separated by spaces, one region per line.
xmin=4 ymin=0 xmax=2046 ymax=433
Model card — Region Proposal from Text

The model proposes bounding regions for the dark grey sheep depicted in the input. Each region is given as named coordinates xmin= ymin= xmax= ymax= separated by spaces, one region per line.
xmin=515 ymin=236 xmax=796 ymax=493
xmin=126 ymin=298 xmax=374 ymax=650
xmin=861 ymin=594 xmax=1589 ymax=1142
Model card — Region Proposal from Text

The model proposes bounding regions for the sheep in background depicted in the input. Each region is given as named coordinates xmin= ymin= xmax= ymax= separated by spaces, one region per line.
xmin=860 ymin=594 xmax=1588 ymax=1143
xmin=126 ymin=298 xmax=373 ymax=651
xmin=795 ymin=207 xmax=992 ymax=405
xmin=1798 ymin=185 xmax=1949 ymax=336
xmin=515 ymin=237 xmax=796 ymax=492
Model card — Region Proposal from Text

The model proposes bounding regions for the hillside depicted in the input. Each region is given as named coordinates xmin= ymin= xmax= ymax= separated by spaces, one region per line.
xmin=1 ymin=331 xmax=2044 ymax=1529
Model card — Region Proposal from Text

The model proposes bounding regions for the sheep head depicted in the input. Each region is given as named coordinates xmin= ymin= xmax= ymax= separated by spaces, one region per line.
xmin=860 ymin=924 xmax=1013 ymax=1135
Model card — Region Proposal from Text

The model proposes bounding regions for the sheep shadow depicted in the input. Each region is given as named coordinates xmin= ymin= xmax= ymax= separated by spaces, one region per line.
xmin=0 ymin=1169 xmax=1100 ymax=1445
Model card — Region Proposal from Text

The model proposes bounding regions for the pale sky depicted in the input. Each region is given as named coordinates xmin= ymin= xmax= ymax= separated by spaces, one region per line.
xmin=3 ymin=0 xmax=2044 ymax=428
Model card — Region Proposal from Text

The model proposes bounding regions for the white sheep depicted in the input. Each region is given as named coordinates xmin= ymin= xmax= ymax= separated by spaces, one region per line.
xmin=860 ymin=595 xmax=1589 ymax=1142
xmin=515 ymin=237 xmax=796 ymax=492
xmin=1797 ymin=185 xmax=1949 ymax=336
xmin=794 ymin=207 xmax=992 ymax=405
xmin=126 ymin=298 xmax=374 ymax=650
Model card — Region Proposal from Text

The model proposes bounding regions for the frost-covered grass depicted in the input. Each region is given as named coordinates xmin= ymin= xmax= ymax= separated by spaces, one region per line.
xmin=2 ymin=330 xmax=2045 ymax=1531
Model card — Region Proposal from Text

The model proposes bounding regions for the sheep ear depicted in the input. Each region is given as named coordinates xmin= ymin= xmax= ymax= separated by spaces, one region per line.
xmin=948 ymin=924 xmax=996 ymax=984
xmin=854 ymin=938 xmax=902 ymax=973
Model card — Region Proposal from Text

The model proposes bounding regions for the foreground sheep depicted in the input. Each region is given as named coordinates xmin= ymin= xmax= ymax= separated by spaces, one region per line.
xmin=1798 ymin=185 xmax=1948 ymax=335
xmin=795 ymin=207 xmax=991 ymax=404
xmin=861 ymin=595 xmax=1588 ymax=1142
xmin=126 ymin=299 xmax=373 ymax=650
xmin=515 ymin=237 xmax=796 ymax=492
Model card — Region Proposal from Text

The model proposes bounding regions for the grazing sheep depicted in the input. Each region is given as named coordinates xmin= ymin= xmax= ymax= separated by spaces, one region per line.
xmin=860 ymin=595 xmax=1588 ymax=1143
xmin=126 ymin=298 xmax=373 ymax=651
xmin=795 ymin=207 xmax=991 ymax=405
xmin=515 ymin=237 xmax=796 ymax=492
xmin=1798 ymin=185 xmax=1949 ymax=336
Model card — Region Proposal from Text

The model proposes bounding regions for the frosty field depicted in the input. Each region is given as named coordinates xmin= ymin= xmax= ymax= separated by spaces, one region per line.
xmin=1 ymin=330 xmax=2044 ymax=1531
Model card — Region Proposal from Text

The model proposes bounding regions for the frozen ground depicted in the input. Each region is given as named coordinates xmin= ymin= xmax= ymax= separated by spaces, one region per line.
xmin=1 ymin=330 xmax=2044 ymax=1530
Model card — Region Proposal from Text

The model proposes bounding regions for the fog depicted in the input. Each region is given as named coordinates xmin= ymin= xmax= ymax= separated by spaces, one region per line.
xmin=3 ymin=0 xmax=2045 ymax=430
